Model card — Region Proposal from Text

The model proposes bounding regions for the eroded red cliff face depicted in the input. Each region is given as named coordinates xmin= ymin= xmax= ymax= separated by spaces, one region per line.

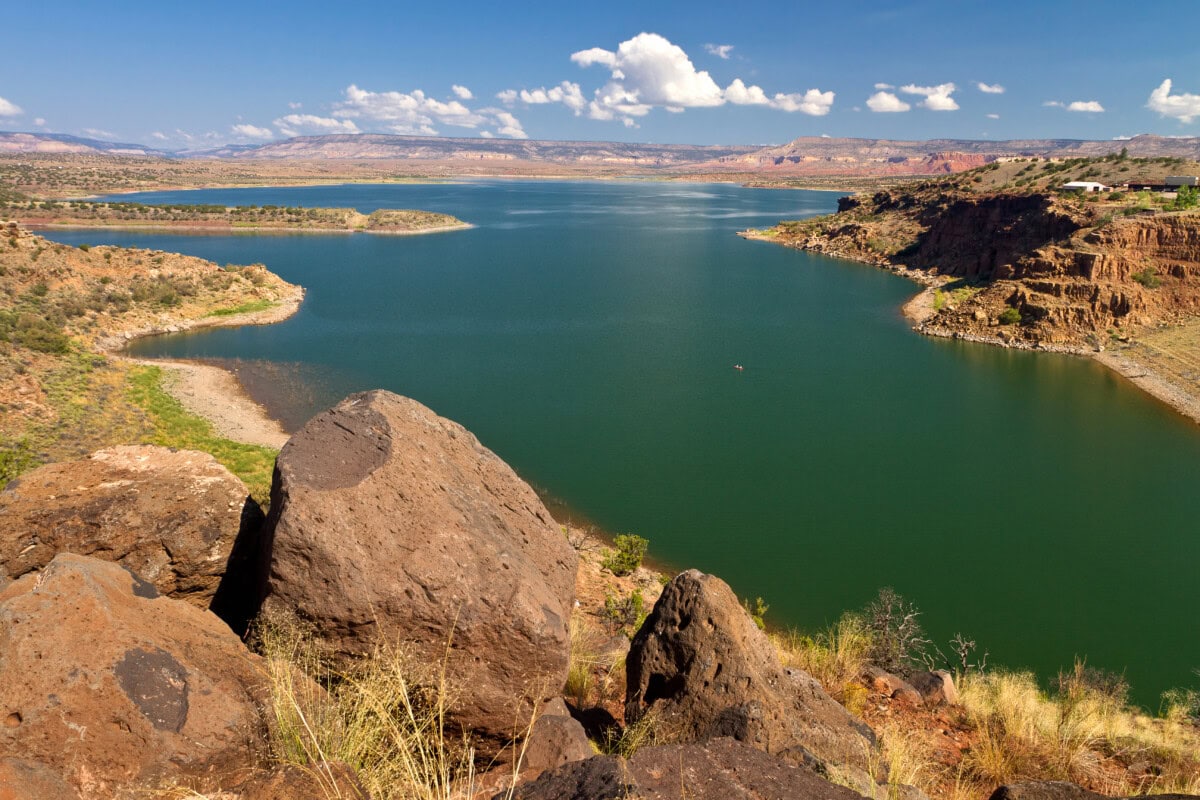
xmin=759 ymin=189 xmax=1200 ymax=350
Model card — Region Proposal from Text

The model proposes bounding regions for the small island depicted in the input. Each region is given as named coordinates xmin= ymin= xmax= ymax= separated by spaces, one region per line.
xmin=0 ymin=199 xmax=471 ymax=235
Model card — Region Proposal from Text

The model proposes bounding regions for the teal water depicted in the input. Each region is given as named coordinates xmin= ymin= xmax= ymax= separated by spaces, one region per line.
xmin=49 ymin=180 xmax=1200 ymax=706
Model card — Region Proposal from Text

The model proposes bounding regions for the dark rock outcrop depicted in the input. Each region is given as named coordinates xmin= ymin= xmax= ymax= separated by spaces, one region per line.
xmin=909 ymin=670 xmax=959 ymax=706
xmin=257 ymin=390 xmax=578 ymax=750
xmin=504 ymin=737 xmax=870 ymax=800
xmin=0 ymin=445 xmax=260 ymax=616
xmin=625 ymin=570 xmax=877 ymax=774
xmin=989 ymin=781 xmax=1198 ymax=800
xmin=0 ymin=554 xmax=266 ymax=798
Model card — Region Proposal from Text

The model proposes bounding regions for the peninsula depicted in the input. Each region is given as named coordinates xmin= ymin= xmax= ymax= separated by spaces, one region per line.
xmin=2 ymin=200 xmax=470 ymax=235
xmin=743 ymin=154 xmax=1200 ymax=424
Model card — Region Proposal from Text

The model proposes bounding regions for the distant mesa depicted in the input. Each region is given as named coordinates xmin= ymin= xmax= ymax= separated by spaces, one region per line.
xmin=4 ymin=130 xmax=1200 ymax=178
xmin=0 ymin=131 xmax=169 ymax=157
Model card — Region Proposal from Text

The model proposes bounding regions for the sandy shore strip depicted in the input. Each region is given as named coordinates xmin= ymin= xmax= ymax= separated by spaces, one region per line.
xmin=1093 ymin=350 xmax=1200 ymax=427
xmin=136 ymin=358 xmax=289 ymax=448
xmin=101 ymin=287 xmax=307 ymax=450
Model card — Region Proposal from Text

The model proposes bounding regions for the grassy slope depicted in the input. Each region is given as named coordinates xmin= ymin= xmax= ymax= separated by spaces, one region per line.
xmin=0 ymin=225 xmax=295 ymax=502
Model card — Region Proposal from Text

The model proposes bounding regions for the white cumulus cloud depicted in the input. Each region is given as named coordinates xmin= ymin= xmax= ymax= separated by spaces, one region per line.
xmin=491 ymin=110 xmax=527 ymax=139
xmin=1147 ymin=79 xmax=1200 ymax=123
xmin=335 ymin=84 xmax=484 ymax=134
xmin=874 ymin=82 xmax=894 ymax=90
xmin=560 ymin=33 xmax=833 ymax=123
xmin=498 ymin=81 xmax=587 ymax=115
xmin=273 ymin=114 xmax=360 ymax=138
xmin=269 ymin=85 xmax=528 ymax=139
xmin=572 ymin=32 xmax=727 ymax=112
xmin=231 ymin=123 xmax=274 ymax=139
xmin=0 ymin=96 xmax=23 ymax=117
xmin=33 ymin=117 xmax=46 ymax=127
xmin=770 ymin=89 xmax=835 ymax=115
xmin=976 ymin=82 xmax=1005 ymax=94
xmin=452 ymin=85 xmax=474 ymax=100
xmin=704 ymin=43 xmax=734 ymax=59
xmin=714 ymin=80 xmax=832 ymax=115
xmin=725 ymin=78 xmax=771 ymax=106
xmin=1045 ymin=100 xmax=1105 ymax=113
xmin=986 ymin=113 xmax=1001 ymax=119
xmin=867 ymin=91 xmax=911 ymax=112
xmin=901 ymin=83 xmax=959 ymax=110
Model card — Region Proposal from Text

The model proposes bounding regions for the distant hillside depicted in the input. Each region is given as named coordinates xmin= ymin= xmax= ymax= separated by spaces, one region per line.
xmin=713 ymin=134 xmax=1200 ymax=176
xmin=190 ymin=133 xmax=761 ymax=165
xmin=0 ymin=131 xmax=169 ymax=157
xmin=6 ymin=130 xmax=1200 ymax=187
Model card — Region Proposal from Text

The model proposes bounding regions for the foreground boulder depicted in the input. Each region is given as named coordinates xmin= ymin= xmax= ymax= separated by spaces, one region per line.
xmin=0 ymin=554 xmax=267 ymax=798
xmin=626 ymin=570 xmax=876 ymax=774
xmin=989 ymin=782 xmax=1199 ymax=800
xmin=513 ymin=698 xmax=594 ymax=781
xmin=504 ymin=737 xmax=870 ymax=800
xmin=257 ymin=390 xmax=578 ymax=749
xmin=0 ymin=445 xmax=259 ymax=613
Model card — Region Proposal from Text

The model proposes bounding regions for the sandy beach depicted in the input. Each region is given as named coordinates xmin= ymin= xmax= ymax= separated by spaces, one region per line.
xmin=104 ymin=286 xmax=307 ymax=449
xmin=139 ymin=358 xmax=290 ymax=448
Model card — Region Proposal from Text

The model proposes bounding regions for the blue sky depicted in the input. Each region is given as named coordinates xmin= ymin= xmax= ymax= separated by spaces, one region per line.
xmin=3 ymin=0 xmax=1199 ymax=148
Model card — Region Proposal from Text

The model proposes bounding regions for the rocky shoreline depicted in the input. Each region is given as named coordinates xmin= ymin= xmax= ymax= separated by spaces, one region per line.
xmin=739 ymin=183 xmax=1200 ymax=427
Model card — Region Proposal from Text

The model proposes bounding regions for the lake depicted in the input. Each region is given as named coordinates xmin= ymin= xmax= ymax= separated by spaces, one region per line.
xmin=46 ymin=180 xmax=1200 ymax=706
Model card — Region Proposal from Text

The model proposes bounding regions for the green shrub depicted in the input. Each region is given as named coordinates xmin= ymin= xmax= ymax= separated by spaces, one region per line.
xmin=78 ymin=243 xmax=90 ymax=252
xmin=1132 ymin=268 xmax=1162 ymax=288
xmin=601 ymin=534 xmax=649 ymax=576
xmin=998 ymin=307 xmax=1022 ymax=325
xmin=0 ymin=437 xmax=38 ymax=485
xmin=1169 ymin=184 xmax=1198 ymax=211
xmin=602 ymin=589 xmax=647 ymax=638
xmin=0 ymin=313 xmax=71 ymax=354
xmin=742 ymin=596 xmax=770 ymax=630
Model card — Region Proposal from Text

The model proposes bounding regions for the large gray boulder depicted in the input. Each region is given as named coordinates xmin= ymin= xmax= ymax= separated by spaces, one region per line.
xmin=0 ymin=445 xmax=260 ymax=616
xmin=0 ymin=554 xmax=267 ymax=798
xmin=256 ymin=390 xmax=578 ymax=751
xmin=626 ymin=570 xmax=877 ymax=775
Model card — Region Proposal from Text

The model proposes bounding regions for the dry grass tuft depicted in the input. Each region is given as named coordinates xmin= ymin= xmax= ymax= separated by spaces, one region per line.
xmin=565 ymin=612 xmax=627 ymax=710
xmin=773 ymin=612 xmax=874 ymax=708
xmin=955 ymin=664 xmax=1200 ymax=796
xmin=255 ymin=610 xmax=477 ymax=800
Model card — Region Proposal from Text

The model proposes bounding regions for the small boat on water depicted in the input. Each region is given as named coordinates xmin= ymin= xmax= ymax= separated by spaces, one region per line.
xmin=733 ymin=364 xmax=744 ymax=371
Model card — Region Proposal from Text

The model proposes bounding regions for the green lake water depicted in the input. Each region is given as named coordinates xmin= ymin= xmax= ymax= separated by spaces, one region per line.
xmin=49 ymin=180 xmax=1200 ymax=706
